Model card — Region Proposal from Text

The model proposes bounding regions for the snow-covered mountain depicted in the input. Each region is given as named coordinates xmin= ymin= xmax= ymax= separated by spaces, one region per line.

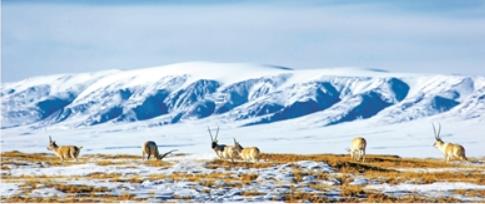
xmin=2 ymin=62 xmax=485 ymax=129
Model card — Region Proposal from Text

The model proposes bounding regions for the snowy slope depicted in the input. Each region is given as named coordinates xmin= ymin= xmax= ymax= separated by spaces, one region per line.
xmin=1 ymin=62 xmax=484 ymax=157
xmin=2 ymin=62 xmax=484 ymax=129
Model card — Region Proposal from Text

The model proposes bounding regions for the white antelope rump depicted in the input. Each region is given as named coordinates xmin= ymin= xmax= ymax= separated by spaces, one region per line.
xmin=208 ymin=126 xmax=239 ymax=162
xmin=47 ymin=136 xmax=83 ymax=162
xmin=142 ymin=141 xmax=177 ymax=161
xmin=350 ymin=137 xmax=367 ymax=162
xmin=233 ymin=138 xmax=261 ymax=163
xmin=432 ymin=123 xmax=467 ymax=162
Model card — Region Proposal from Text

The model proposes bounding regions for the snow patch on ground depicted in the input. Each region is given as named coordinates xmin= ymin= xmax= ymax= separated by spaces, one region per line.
xmin=367 ymin=182 xmax=485 ymax=193
xmin=30 ymin=188 xmax=66 ymax=198
xmin=366 ymin=182 xmax=485 ymax=201
xmin=8 ymin=163 xmax=163 ymax=177
xmin=0 ymin=183 xmax=20 ymax=197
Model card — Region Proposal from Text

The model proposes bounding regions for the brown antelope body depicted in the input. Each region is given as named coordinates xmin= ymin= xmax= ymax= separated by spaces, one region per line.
xmin=47 ymin=136 xmax=82 ymax=162
xmin=234 ymin=138 xmax=260 ymax=162
xmin=432 ymin=123 xmax=467 ymax=162
xmin=350 ymin=137 xmax=366 ymax=162
xmin=142 ymin=141 xmax=176 ymax=160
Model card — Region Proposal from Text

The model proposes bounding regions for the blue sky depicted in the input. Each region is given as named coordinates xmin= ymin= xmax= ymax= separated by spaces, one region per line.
xmin=2 ymin=0 xmax=485 ymax=82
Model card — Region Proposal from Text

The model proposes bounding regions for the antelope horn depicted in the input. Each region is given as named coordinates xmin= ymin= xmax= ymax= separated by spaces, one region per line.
xmin=49 ymin=136 xmax=52 ymax=142
xmin=437 ymin=123 xmax=441 ymax=139
xmin=159 ymin=149 xmax=178 ymax=160
xmin=215 ymin=126 xmax=220 ymax=140
xmin=432 ymin=123 xmax=438 ymax=139
xmin=207 ymin=127 xmax=213 ymax=142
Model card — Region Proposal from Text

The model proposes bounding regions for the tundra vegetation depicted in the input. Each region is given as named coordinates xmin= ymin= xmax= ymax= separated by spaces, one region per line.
xmin=1 ymin=151 xmax=484 ymax=202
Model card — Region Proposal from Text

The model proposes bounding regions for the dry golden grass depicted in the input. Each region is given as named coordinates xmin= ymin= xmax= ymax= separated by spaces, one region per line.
xmin=147 ymin=171 xmax=234 ymax=183
xmin=261 ymin=153 xmax=469 ymax=170
xmin=1 ymin=178 xmax=138 ymax=203
xmin=1 ymin=193 xmax=138 ymax=203
xmin=291 ymin=167 xmax=308 ymax=183
xmin=2 ymin=151 xmax=484 ymax=203
xmin=0 ymin=151 xmax=139 ymax=167
xmin=308 ymin=183 xmax=333 ymax=192
xmin=205 ymin=159 xmax=276 ymax=169
xmin=362 ymin=191 xmax=461 ymax=203
xmin=48 ymin=183 xmax=109 ymax=194
xmin=2 ymin=172 xmax=122 ymax=182
xmin=144 ymin=159 xmax=172 ymax=167
xmin=171 ymin=171 xmax=235 ymax=181
xmin=363 ymin=170 xmax=485 ymax=185
xmin=282 ymin=192 xmax=331 ymax=203
xmin=260 ymin=153 xmax=483 ymax=202
xmin=16 ymin=180 xmax=109 ymax=197
xmin=1 ymin=150 xmax=174 ymax=169
xmin=336 ymin=184 xmax=463 ymax=203
xmin=240 ymin=173 xmax=259 ymax=184
xmin=453 ymin=189 xmax=485 ymax=197
xmin=340 ymin=184 xmax=366 ymax=198
xmin=95 ymin=160 xmax=123 ymax=166
xmin=87 ymin=153 xmax=140 ymax=160
xmin=242 ymin=191 xmax=265 ymax=197
xmin=85 ymin=172 xmax=122 ymax=179
xmin=0 ymin=151 xmax=85 ymax=166
xmin=110 ymin=176 xmax=145 ymax=184
xmin=146 ymin=171 xmax=258 ymax=189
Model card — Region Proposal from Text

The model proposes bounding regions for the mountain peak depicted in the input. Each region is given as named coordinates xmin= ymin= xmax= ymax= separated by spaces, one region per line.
xmin=1 ymin=61 xmax=483 ymax=129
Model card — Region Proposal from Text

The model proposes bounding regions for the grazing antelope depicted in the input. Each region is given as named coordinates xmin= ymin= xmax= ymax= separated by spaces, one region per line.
xmin=350 ymin=137 xmax=367 ymax=162
xmin=142 ymin=141 xmax=177 ymax=161
xmin=233 ymin=138 xmax=261 ymax=163
xmin=432 ymin=123 xmax=467 ymax=162
xmin=47 ymin=136 xmax=83 ymax=162
xmin=208 ymin=126 xmax=239 ymax=162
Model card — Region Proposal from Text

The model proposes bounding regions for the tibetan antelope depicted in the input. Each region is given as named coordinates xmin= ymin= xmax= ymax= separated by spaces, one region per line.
xmin=208 ymin=126 xmax=226 ymax=159
xmin=208 ymin=126 xmax=239 ymax=162
xmin=142 ymin=141 xmax=177 ymax=161
xmin=432 ymin=123 xmax=467 ymax=162
xmin=47 ymin=136 xmax=83 ymax=162
xmin=350 ymin=137 xmax=367 ymax=162
xmin=233 ymin=138 xmax=261 ymax=163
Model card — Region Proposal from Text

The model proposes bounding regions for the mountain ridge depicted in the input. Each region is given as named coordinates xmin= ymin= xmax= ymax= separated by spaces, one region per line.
xmin=2 ymin=62 xmax=484 ymax=129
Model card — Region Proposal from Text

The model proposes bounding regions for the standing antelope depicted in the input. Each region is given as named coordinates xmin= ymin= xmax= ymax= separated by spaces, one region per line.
xmin=233 ymin=138 xmax=261 ymax=163
xmin=142 ymin=141 xmax=177 ymax=161
xmin=350 ymin=137 xmax=367 ymax=162
xmin=47 ymin=136 xmax=83 ymax=162
xmin=208 ymin=127 xmax=239 ymax=162
xmin=208 ymin=126 xmax=226 ymax=159
xmin=432 ymin=123 xmax=467 ymax=162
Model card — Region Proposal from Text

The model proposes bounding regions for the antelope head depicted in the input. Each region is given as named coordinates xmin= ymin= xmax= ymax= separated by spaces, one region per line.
xmin=432 ymin=123 xmax=444 ymax=148
xmin=208 ymin=126 xmax=220 ymax=149
xmin=47 ymin=136 xmax=58 ymax=151
xmin=233 ymin=138 xmax=243 ymax=152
